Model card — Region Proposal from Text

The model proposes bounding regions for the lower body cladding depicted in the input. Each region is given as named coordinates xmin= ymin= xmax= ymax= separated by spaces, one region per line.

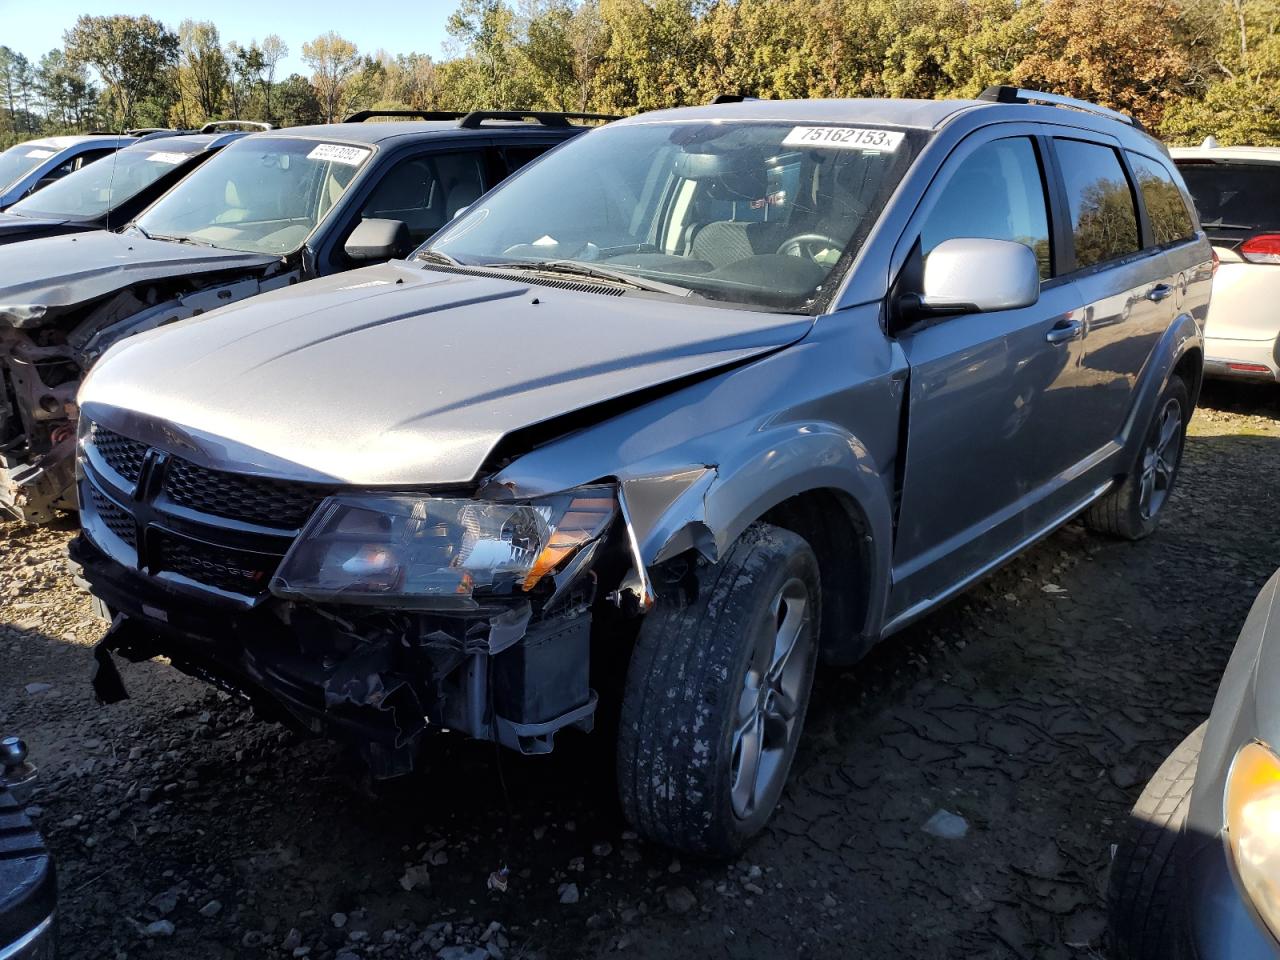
xmin=71 ymin=534 xmax=599 ymax=776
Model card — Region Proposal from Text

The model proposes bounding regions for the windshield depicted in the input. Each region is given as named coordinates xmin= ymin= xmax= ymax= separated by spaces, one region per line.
xmin=1176 ymin=160 xmax=1280 ymax=232
xmin=426 ymin=121 xmax=920 ymax=311
xmin=10 ymin=146 xmax=193 ymax=221
xmin=0 ymin=142 xmax=56 ymax=193
xmin=135 ymin=137 xmax=371 ymax=255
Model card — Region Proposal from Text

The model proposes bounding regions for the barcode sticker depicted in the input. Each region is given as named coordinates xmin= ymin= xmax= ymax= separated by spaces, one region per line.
xmin=26 ymin=148 xmax=55 ymax=159
xmin=306 ymin=143 xmax=371 ymax=166
xmin=782 ymin=127 xmax=904 ymax=152
xmin=146 ymin=151 xmax=187 ymax=165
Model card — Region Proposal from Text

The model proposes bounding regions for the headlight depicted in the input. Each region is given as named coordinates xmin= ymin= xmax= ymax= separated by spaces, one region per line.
xmin=269 ymin=486 xmax=615 ymax=609
xmin=1225 ymin=740 xmax=1280 ymax=939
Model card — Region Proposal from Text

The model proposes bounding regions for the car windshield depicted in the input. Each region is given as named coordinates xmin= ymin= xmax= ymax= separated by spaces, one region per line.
xmin=0 ymin=142 xmax=56 ymax=192
xmin=135 ymin=136 xmax=371 ymax=255
xmin=426 ymin=120 xmax=920 ymax=311
xmin=1176 ymin=160 xmax=1280 ymax=232
xmin=9 ymin=146 xmax=193 ymax=221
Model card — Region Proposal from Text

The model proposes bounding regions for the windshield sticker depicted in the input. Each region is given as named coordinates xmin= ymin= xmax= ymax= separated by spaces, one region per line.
xmin=532 ymin=235 xmax=558 ymax=246
xmin=782 ymin=127 xmax=904 ymax=152
xmin=145 ymin=151 xmax=188 ymax=165
xmin=25 ymin=148 xmax=54 ymax=159
xmin=306 ymin=143 xmax=371 ymax=166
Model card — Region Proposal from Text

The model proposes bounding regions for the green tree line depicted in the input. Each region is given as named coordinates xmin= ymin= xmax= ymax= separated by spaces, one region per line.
xmin=1 ymin=0 xmax=1278 ymax=149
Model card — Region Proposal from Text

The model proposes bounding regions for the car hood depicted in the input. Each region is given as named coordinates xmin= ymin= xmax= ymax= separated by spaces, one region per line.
xmin=0 ymin=211 xmax=70 ymax=244
xmin=81 ymin=261 xmax=814 ymax=486
xmin=0 ymin=230 xmax=280 ymax=328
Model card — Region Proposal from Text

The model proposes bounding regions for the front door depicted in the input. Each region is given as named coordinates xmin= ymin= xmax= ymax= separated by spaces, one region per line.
xmin=888 ymin=133 xmax=1091 ymax=620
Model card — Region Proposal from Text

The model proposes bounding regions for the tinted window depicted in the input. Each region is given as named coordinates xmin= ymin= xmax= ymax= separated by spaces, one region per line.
xmin=921 ymin=137 xmax=1052 ymax=279
xmin=503 ymin=145 xmax=551 ymax=173
xmin=1128 ymin=153 xmax=1195 ymax=246
xmin=1175 ymin=160 xmax=1280 ymax=232
xmin=1055 ymin=139 xmax=1139 ymax=270
xmin=360 ymin=150 xmax=486 ymax=248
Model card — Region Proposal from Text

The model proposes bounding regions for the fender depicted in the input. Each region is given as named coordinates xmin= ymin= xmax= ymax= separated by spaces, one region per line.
xmin=1117 ymin=309 xmax=1203 ymax=465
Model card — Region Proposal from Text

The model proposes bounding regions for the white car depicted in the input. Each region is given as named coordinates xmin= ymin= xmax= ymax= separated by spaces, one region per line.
xmin=1173 ymin=141 xmax=1280 ymax=383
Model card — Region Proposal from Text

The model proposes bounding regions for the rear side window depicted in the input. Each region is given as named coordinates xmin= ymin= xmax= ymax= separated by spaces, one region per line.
xmin=1175 ymin=161 xmax=1280 ymax=232
xmin=1127 ymin=153 xmax=1195 ymax=246
xmin=921 ymin=137 xmax=1052 ymax=279
xmin=1054 ymin=139 xmax=1139 ymax=270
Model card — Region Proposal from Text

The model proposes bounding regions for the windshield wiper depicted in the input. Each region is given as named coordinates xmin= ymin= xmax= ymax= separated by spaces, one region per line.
xmin=417 ymin=249 xmax=465 ymax=267
xmin=493 ymin=259 xmax=695 ymax=299
xmin=1202 ymin=219 xmax=1255 ymax=230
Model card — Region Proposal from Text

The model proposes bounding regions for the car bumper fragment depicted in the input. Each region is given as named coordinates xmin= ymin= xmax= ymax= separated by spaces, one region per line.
xmin=1203 ymin=335 xmax=1280 ymax=382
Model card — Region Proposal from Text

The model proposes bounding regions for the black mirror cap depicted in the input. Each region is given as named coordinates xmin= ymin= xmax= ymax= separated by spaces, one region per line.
xmin=344 ymin=218 xmax=410 ymax=262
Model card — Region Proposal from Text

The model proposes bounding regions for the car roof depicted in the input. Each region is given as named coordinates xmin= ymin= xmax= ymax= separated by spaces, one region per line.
xmin=12 ymin=134 xmax=132 ymax=151
xmin=255 ymin=120 xmax=591 ymax=147
xmin=120 ymin=132 xmax=243 ymax=155
xmin=1170 ymin=145 xmax=1280 ymax=164
xmin=615 ymin=98 xmax=986 ymax=131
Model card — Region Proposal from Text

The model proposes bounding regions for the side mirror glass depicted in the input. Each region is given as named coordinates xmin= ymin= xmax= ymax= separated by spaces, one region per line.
xmin=344 ymin=217 xmax=410 ymax=262
xmin=907 ymin=237 xmax=1040 ymax=317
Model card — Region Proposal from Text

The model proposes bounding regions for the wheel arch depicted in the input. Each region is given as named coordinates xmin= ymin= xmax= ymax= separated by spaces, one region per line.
xmin=1118 ymin=312 xmax=1203 ymax=466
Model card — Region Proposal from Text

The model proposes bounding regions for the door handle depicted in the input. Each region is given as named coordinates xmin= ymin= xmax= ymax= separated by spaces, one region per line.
xmin=1147 ymin=283 xmax=1173 ymax=302
xmin=1045 ymin=318 xmax=1084 ymax=344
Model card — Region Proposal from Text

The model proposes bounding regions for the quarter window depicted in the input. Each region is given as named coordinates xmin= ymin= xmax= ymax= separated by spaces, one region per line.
xmin=921 ymin=137 xmax=1052 ymax=280
xmin=1127 ymin=152 xmax=1196 ymax=246
xmin=1055 ymin=139 xmax=1140 ymax=270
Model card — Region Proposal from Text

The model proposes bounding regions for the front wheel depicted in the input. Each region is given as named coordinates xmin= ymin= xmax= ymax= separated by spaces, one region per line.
xmin=1085 ymin=374 xmax=1190 ymax=540
xmin=616 ymin=523 xmax=821 ymax=856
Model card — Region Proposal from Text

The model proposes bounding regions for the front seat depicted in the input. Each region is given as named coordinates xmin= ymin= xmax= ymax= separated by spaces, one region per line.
xmin=688 ymin=162 xmax=784 ymax=269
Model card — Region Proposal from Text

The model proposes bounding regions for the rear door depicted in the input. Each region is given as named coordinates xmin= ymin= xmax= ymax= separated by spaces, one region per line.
xmin=889 ymin=129 xmax=1091 ymax=616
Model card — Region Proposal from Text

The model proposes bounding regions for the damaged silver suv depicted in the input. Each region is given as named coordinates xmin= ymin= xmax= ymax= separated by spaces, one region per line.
xmin=74 ymin=90 xmax=1211 ymax=855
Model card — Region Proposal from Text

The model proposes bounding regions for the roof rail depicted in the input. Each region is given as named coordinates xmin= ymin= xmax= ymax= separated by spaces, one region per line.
xmin=342 ymin=109 xmax=468 ymax=123
xmin=708 ymin=94 xmax=762 ymax=104
xmin=457 ymin=110 xmax=620 ymax=129
xmin=125 ymin=127 xmax=178 ymax=136
xmin=979 ymin=86 xmax=1145 ymax=131
xmin=199 ymin=120 xmax=275 ymax=133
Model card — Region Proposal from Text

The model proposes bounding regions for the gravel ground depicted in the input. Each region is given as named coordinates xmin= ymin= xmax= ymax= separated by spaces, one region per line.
xmin=3 ymin=381 xmax=1279 ymax=960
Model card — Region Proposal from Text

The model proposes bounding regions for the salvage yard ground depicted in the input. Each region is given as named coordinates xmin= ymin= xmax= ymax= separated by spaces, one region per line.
xmin=3 ymin=383 xmax=1279 ymax=960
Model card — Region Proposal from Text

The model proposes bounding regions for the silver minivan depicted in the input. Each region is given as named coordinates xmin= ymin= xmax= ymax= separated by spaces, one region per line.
xmin=74 ymin=89 xmax=1211 ymax=855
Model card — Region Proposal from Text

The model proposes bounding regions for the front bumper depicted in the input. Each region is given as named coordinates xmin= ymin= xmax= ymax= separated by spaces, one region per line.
xmin=71 ymin=533 xmax=598 ymax=774
xmin=1203 ymin=335 xmax=1280 ymax=383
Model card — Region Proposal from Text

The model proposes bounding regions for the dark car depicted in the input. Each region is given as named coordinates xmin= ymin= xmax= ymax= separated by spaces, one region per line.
xmin=1109 ymin=570 xmax=1280 ymax=959
xmin=0 ymin=110 xmax=612 ymax=524
xmin=0 ymin=126 xmax=257 ymax=246
xmin=0 ymin=131 xmax=179 ymax=210
xmin=0 ymin=737 xmax=54 ymax=960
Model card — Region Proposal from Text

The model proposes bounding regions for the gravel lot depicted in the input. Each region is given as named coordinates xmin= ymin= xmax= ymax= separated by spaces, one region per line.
xmin=4 ymin=382 xmax=1279 ymax=960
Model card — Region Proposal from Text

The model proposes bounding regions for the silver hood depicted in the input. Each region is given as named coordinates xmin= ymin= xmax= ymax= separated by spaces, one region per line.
xmin=0 ymin=230 xmax=280 ymax=327
xmin=80 ymin=261 xmax=814 ymax=486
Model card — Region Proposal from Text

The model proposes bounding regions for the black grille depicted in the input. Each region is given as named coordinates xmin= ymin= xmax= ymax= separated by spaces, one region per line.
xmin=87 ymin=486 xmax=136 ymax=548
xmin=90 ymin=424 xmax=148 ymax=484
xmin=156 ymin=533 xmax=282 ymax=595
xmin=163 ymin=458 xmax=329 ymax=530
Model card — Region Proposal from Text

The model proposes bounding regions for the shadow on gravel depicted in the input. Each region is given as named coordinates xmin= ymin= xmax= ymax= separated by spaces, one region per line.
xmin=1199 ymin=380 xmax=1280 ymax=418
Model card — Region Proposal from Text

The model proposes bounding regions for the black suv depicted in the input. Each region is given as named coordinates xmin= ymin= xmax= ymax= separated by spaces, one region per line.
xmin=0 ymin=110 xmax=613 ymax=523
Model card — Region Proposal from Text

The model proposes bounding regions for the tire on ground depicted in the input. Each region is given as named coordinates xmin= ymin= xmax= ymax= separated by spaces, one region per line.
xmin=1085 ymin=374 xmax=1190 ymax=540
xmin=1106 ymin=721 xmax=1205 ymax=960
xmin=616 ymin=522 xmax=821 ymax=856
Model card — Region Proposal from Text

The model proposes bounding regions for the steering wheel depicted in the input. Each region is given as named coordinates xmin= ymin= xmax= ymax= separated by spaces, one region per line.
xmin=777 ymin=233 xmax=843 ymax=262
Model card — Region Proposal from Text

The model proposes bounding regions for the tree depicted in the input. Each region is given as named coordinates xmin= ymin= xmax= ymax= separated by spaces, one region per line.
xmin=260 ymin=35 xmax=288 ymax=122
xmin=64 ymin=14 xmax=178 ymax=129
xmin=301 ymin=31 xmax=361 ymax=122
xmin=445 ymin=0 xmax=536 ymax=108
xmin=175 ymin=20 xmax=228 ymax=125
xmin=276 ymin=73 xmax=323 ymax=126
xmin=226 ymin=41 xmax=266 ymax=119
xmin=35 ymin=49 xmax=97 ymax=130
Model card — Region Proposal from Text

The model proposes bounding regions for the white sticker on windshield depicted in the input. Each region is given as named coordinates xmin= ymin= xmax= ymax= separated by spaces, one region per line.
xmin=533 ymin=235 xmax=558 ymax=246
xmin=145 ymin=151 xmax=187 ymax=165
xmin=306 ymin=143 xmax=371 ymax=166
xmin=25 ymin=148 xmax=54 ymax=159
xmin=782 ymin=127 xmax=904 ymax=152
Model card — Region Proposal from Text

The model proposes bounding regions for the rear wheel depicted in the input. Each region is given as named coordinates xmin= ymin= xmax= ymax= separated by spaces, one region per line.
xmin=1107 ymin=722 xmax=1203 ymax=960
xmin=616 ymin=523 xmax=820 ymax=855
xmin=1085 ymin=375 xmax=1189 ymax=540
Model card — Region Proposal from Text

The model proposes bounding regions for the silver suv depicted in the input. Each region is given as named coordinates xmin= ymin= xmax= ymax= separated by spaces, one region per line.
xmin=73 ymin=89 xmax=1211 ymax=855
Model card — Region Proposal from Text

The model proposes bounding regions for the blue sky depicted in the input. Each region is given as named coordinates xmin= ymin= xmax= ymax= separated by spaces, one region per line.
xmin=0 ymin=0 xmax=455 ymax=75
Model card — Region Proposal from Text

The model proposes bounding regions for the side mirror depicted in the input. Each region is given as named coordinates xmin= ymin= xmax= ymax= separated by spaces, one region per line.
xmin=344 ymin=218 xmax=410 ymax=262
xmin=903 ymin=237 xmax=1040 ymax=318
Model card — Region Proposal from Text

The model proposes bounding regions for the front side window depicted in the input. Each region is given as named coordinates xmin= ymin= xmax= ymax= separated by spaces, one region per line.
xmin=10 ymin=146 xmax=192 ymax=220
xmin=360 ymin=150 xmax=487 ymax=248
xmin=136 ymin=137 xmax=372 ymax=255
xmin=427 ymin=121 xmax=922 ymax=312
xmin=1128 ymin=153 xmax=1196 ymax=246
xmin=1055 ymin=139 xmax=1140 ymax=270
xmin=921 ymin=137 xmax=1052 ymax=280
xmin=0 ymin=143 xmax=55 ymax=192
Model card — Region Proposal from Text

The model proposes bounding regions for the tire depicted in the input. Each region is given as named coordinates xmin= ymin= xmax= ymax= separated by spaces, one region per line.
xmin=1085 ymin=375 xmax=1190 ymax=540
xmin=1106 ymin=721 xmax=1205 ymax=960
xmin=616 ymin=523 xmax=821 ymax=856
